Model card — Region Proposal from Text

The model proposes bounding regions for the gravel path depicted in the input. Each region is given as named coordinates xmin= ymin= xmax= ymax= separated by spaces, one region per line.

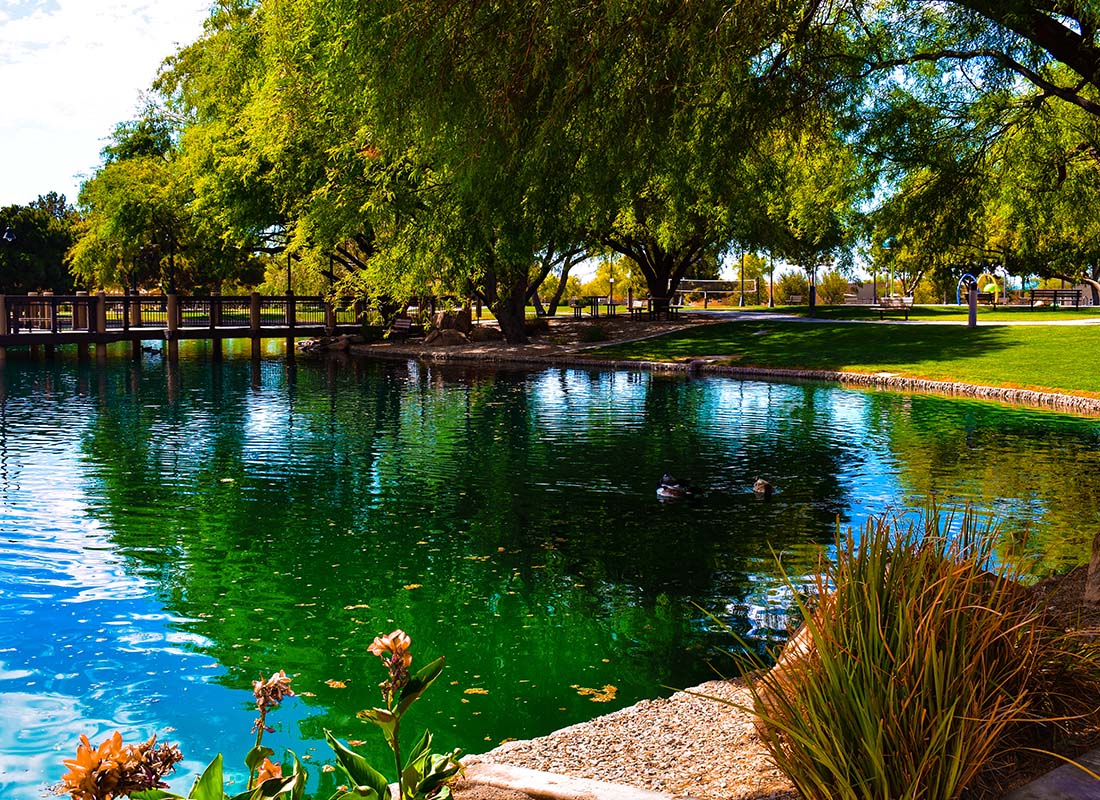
xmin=464 ymin=679 xmax=798 ymax=800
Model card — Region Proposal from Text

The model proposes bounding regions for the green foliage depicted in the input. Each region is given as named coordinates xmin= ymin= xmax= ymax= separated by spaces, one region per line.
xmin=0 ymin=193 xmax=78 ymax=292
xmin=61 ymin=635 xmax=459 ymax=800
xmin=729 ymin=508 xmax=1100 ymax=800
xmin=775 ymin=272 xmax=809 ymax=305
xmin=815 ymin=271 xmax=849 ymax=304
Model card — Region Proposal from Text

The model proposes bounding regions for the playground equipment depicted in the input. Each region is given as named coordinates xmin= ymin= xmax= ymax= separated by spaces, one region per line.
xmin=956 ymin=273 xmax=977 ymax=305
xmin=956 ymin=271 xmax=1002 ymax=305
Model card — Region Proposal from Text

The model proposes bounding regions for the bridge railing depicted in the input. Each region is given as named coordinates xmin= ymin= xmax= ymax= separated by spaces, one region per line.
xmin=0 ymin=293 xmax=355 ymax=338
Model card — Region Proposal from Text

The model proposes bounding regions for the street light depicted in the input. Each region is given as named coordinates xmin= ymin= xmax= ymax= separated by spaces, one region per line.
xmin=1 ymin=227 xmax=13 ymax=243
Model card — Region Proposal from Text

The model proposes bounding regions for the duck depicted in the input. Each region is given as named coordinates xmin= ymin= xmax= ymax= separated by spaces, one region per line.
xmin=657 ymin=473 xmax=701 ymax=500
xmin=753 ymin=477 xmax=775 ymax=498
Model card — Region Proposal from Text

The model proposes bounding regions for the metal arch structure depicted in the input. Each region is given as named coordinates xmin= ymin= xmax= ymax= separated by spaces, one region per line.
xmin=956 ymin=273 xmax=978 ymax=305
xmin=975 ymin=271 xmax=1001 ymax=303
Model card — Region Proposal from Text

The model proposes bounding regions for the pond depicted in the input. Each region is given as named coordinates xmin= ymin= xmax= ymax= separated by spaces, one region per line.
xmin=2 ymin=346 xmax=1098 ymax=798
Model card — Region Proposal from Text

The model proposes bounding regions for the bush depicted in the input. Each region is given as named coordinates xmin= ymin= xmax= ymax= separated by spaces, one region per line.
xmin=737 ymin=509 xmax=1100 ymax=800
xmin=577 ymin=324 xmax=609 ymax=343
xmin=524 ymin=316 xmax=550 ymax=336
xmin=816 ymin=271 xmax=849 ymax=304
xmin=775 ymin=271 xmax=809 ymax=304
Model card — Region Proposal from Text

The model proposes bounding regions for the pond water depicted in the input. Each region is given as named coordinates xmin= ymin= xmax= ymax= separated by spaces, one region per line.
xmin=2 ymin=346 xmax=1099 ymax=797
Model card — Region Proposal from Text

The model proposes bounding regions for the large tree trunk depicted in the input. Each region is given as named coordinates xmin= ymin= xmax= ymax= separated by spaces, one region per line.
xmin=491 ymin=274 xmax=529 ymax=344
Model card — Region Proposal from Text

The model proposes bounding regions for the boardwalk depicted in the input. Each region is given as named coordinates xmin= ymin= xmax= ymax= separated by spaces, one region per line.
xmin=0 ymin=292 xmax=363 ymax=359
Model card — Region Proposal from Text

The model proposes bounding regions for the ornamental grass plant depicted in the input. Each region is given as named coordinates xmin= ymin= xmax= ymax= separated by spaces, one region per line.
xmin=743 ymin=508 xmax=1100 ymax=800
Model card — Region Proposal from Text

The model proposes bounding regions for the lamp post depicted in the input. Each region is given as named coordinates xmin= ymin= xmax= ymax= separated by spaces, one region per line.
xmin=1 ymin=227 xmax=13 ymax=243
xmin=881 ymin=237 xmax=896 ymax=298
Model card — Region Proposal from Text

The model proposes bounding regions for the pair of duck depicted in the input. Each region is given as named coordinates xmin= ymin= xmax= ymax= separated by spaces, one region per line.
xmin=657 ymin=473 xmax=774 ymax=499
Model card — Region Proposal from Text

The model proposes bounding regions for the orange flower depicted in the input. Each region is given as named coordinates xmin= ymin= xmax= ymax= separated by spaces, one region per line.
xmin=368 ymin=629 xmax=412 ymax=668
xmin=255 ymin=757 xmax=283 ymax=784
xmin=60 ymin=732 xmax=124 ymax=800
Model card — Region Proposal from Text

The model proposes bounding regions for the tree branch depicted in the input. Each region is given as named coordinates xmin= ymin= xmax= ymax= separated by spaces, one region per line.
xmin=865 ymin=48 xmax=1100 ymax=117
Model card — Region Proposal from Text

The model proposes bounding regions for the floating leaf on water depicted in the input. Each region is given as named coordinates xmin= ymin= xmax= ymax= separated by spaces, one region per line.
xmin=299 ymin=691 xmax=317 ymax=697
xmin=325 ymin=679 xmax=348 ymax=689
xmin=322 ymin=765 xmax=335 ymax=773
xmin=403 ymin=584 xmax=422 ymax=590
xmin=344 ymin=604 xmax=370 ymax=610
xmin=464 ymin=687 xmax=489 ymax=695
xmin=571 ymin=684 xmax=618 ymax=702
xmin=219 ymin=478 xmax=235 ymax=483
xmin=347 ymin=740 xmax=366 ymax=747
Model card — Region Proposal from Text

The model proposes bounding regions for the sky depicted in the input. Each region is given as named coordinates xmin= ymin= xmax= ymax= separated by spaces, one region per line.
xmin=0 ymin=0 xmax=211 ymax=208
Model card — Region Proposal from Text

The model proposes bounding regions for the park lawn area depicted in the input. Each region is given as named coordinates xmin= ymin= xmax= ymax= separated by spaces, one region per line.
xmin=733 ymin=304 xmax=1100 ymax=322
xmin=589 ymin=320 xmax=1100 ymax=395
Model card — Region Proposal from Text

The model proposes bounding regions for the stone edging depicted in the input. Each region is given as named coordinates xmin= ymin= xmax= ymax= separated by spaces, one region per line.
xmin=351 ymin=345 xmax=1100 ymax=416
xmin=458 ymin=763 xmax=692 ymax=800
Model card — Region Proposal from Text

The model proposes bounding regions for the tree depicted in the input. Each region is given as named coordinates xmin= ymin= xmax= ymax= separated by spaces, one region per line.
xmin=70 ymin=109 xmax=265 ymax=293
xmin=0 ymin=193 xmax=78 ymax=293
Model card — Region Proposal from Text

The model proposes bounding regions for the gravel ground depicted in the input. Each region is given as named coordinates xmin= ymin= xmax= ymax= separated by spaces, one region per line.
xmin=463 ymin=679 xmax=798 ymax=800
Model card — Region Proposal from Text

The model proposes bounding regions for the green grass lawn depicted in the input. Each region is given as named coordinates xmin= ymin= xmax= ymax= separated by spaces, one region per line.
xmin=590 ymin=319 xmax=1100 ymax=395
xmin=726 ymin=303 xmax=1100 ymax=322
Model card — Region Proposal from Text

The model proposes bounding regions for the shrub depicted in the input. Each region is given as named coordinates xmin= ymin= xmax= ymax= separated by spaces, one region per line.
xmin=737 ymin=509 xmax=1100 ymax=800
xmin=524 ymin=316 xmax=550 ymax=336
xmin=816 ymin=271 xmax=849 ymax=304
xmin=577 ymin=325 xmax=609 ymax=343
xmin=775 ymin=271 xmax=809 ymax=305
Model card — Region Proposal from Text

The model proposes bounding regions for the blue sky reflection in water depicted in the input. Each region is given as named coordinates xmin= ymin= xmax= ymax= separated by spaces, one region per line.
xmin=1 ymin=350 xmax=1099 ymax=798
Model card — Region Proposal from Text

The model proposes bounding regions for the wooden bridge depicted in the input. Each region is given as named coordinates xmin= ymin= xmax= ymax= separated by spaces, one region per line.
xmin=0 ymin=291 xmax=365 ymax=361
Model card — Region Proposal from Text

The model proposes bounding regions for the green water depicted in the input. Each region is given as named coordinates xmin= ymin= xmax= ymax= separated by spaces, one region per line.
xmin=1 ymin=347 xmax=1098 ymax=797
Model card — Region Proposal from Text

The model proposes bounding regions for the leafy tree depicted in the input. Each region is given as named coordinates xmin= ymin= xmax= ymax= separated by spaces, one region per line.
xmin=0 ymin=193 xmax=78 ymax=293
xmin=70 ymin=109 xmax=265 ymax=293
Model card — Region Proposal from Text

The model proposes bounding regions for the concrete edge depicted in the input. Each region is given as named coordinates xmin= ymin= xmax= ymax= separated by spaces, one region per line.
xmin=458 ymin=761 xmax=699 ymax=800
xmin=1001 ymin=748 xmax=1100 ymax=799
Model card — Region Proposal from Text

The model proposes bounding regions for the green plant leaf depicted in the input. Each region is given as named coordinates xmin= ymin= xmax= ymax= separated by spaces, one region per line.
xmin=356 ymin=707 xmax=397 ymax=740
xmin=245 ymin=745 xmax=276 ymax=774
xmin=188 ymin=754 xmax=225 ymax=800
xmin=397 ymin=656 xmax=444 ymax=715
xmin=131 ymin=790 xmax=183 ymax=799
xmin=329 ymin=791 xmax=382 ymax=800
xmin=414 ymin=751 xmax=462 ymax=797
xmin=325 ymin=729 xmax=391 ymax=800
xmin=287 ymin=750 xmax=308 ymax=800
xmin=403 ymin=730 xmax=431 ymax=771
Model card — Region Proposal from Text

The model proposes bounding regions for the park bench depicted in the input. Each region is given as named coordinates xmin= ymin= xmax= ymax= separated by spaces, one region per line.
xmin=627 ymin=300 xmax=648 ymax=318
xmin=1029 ymin=288 xmax=1080 ymax=308
xmin=388 ymin=317 xmax=415 ymax=339
xmin=787 ymin=294 xmax=803 ymax=304
xmin=976 ymin=292 xmax=996 ymax=306
xmin=871 ymin=296 xmax=914 ymax=320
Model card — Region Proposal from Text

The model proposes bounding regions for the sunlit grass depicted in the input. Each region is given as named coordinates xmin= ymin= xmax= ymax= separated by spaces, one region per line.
xmin=590 ymin=319 xmax=1100 ymax=395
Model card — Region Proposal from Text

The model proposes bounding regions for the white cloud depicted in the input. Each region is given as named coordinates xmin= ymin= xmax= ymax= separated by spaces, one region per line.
xmin=0 ymin=0 xmax=210 ymax=206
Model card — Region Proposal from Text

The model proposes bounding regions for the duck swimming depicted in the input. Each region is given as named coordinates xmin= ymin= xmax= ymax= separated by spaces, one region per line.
xmin=753 ymin=477 xmax=775 ymax=497
xmin=658 ymin=473 xmax=701 ymax=500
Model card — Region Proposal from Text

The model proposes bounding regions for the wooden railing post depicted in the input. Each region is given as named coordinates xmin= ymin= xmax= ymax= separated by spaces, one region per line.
xmin=95 ymin=291 xmax=107 ymax=361
xmin=210 ymin=289 xmax=221 ymax=330
xmin=250 ymin=291 xmax=261 ymax=359
xmin=286 ymin=290 xmax=296 ymax=329
xmin=75 ymin=291 xmax=88 ymax=330
xmin=324 ymin=299 xmax=336 ymax=334
xmin=166 ymin=293 xmax=179 ymax=361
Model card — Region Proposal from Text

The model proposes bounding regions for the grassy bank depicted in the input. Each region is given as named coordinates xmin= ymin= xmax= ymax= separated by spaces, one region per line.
xmin=589 ymin=319 xmax=1100 ymax=395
